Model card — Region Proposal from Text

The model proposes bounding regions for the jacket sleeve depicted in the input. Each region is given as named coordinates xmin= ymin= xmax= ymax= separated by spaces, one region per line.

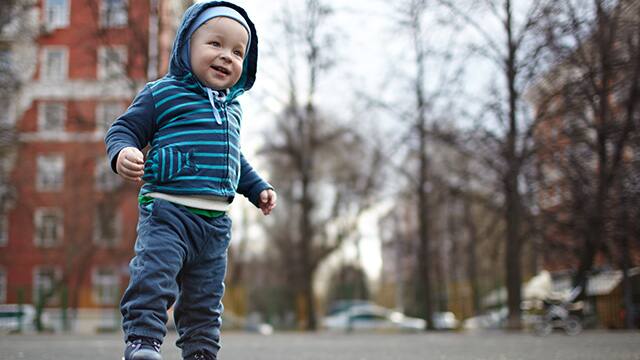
xmin=104 ymin=85 xmax=156 ymax=174
xmin=236 ymin=152 xmax=273 ymax=208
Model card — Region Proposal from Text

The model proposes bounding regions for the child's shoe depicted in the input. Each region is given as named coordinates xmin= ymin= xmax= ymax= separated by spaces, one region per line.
xmin=123 ymin=337 xmax=162 ymax=360
xmin=187 ymin=350 xmax=217 ymax=360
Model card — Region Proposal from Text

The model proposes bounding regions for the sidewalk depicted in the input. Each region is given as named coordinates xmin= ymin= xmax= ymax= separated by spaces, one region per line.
xmin=1 ymin=330 xmax=639 ymax=360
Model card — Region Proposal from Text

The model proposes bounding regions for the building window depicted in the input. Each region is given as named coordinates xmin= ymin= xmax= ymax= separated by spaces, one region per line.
xmin=33 ymin=266 xmax=62 ymax=305
xmin=38 ymin=102 xmax=66 ymax=133
xmin=95 ymin=156 xmax=122 ymax=191
xmin=101 ymin=0 xmax=128 ymax=28
xmin=0 ymin=267 xmax=6 ymax=304
xmin=92 ymin=267 xmax=119 ymax=305
xmin=36 ymin=154 xmax=64 ymax=191
xmin=44 ymin=0 xmax=70 ymax=30
xmin=34 ymin=208 xmax=63 ymax=247
xmin=94 ymin=207 xmax=121 ymax=247
xmin=41 ymin=47 xmax=68 ymax=81
xmin=98 ymin=47 xmax=127 ymax=80
xmin=0 ymin=214 xmax=7 ymax=246
xmin=96 ymin=101 xmax=124 ymax=133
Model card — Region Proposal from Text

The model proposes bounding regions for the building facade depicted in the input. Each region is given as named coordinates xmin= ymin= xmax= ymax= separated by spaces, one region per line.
xmin=0 ymin=0 xmax=187 ymax=332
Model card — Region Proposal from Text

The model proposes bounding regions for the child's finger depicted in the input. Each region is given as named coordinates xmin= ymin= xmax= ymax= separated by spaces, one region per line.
xmin=123 ymin=158 xmax=144 ymax=171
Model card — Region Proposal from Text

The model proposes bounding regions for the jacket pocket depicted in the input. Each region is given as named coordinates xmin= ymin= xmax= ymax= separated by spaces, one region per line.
xmin=144 ymin=146 xmax=197 ymax=183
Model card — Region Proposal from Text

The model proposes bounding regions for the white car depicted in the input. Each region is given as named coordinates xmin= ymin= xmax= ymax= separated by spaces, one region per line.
xmin=322 ymin=304 xmax=426 ymax=332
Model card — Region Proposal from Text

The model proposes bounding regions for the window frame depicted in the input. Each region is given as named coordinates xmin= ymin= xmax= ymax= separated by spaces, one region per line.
xmin=41 ymin=46 xmax=68 ymax=81
xmin=100 ymin=0 xmax=129 ymax=28
xmin=0 ymin=214 xmax=7 ymax=247
xmin=44 ymin=0 xmax=70 ymax=30
xmin=95 ymin=156 xmax=122 ymax=192
xmin=93 ymin=207 xmax=121 ymax=247
xmin=36 ymin=154 xmax=64 ymax=192
xmin=38 ymin=102 xmax=66 ymax=133
xmin=32 ymin=266 xmax=62 ymax=305
xmin=0 ymin=267 xmax=6 ymax=304
xmin=95 ymin=101 xmax=124 ymax=134
xmin=97 ymin=46 xmax=128 ymax=80
xmin=34 ymin=208 xmax=63 ymax=248
xmin=92 ymin=267 xmax=120 ymax=306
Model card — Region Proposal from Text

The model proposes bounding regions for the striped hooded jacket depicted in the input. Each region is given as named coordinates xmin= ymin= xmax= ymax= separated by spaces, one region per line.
xmin=105 ymin=1 xmax=271 ymax=208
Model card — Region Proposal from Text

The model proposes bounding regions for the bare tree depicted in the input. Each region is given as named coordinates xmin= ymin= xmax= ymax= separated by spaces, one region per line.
xmin=438 ymin=0 xmax=555 ymax=329
xmin=0 ymin=0 xmax=37 ymax=212
xmin=532 ymin=0 xmax=640 ymax=326
xmin=261 ymin=0 xmax=384 ymax=330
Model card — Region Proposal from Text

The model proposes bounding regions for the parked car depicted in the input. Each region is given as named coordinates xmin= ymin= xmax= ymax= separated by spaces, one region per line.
xmin=167 ymin=308 xmax=274 ymax=335
xmin=322 ymin=304 xmax=426 ymax=332
xmin=0 ymin=304 xmax=37 ymax=333
xmin=431 ymin=311 xmax=460 ymax=330
xmin=462 ymin=307 xmax=538 ymax=330
xmin=326 ymin=300 xmax=376 ymax=317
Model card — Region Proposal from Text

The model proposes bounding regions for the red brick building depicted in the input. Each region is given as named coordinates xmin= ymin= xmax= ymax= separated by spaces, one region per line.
xmin=0 ymin=0 xmax=186 ymax=331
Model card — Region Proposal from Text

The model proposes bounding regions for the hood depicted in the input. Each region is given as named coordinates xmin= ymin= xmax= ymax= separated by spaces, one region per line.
xmin=168 ymin=1 xmax=258 ymax=98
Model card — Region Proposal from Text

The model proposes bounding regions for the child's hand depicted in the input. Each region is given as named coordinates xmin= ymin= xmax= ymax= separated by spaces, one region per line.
xmin=116 ymin=147 xmax=145 ymax=182
xmin=259 ymin=189 xmax=277 ymax=215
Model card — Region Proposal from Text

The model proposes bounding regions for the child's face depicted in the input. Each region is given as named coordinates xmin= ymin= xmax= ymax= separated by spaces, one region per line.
xmin=190 ymin=17 xmax=249 ymax=90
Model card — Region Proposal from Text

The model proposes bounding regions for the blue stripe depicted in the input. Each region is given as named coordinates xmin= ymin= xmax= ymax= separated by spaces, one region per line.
xmin=171 ymin=140 xmax=227 ymax=147
xmin=156 ymin=92 xmax=194 ymax=107
xmin=198 ymin=164 xmax=227 ymax=170
xmin=194 ymin=152 xmax=225 ymax=158
xmin=152 ymin=83 xmax=199 ymax=96
xmin=169 ymin=151 xmax=174 ymax=176
xmin=157 ymin=100 xmax=210 ymax=123
xmin=155 ymin=129 xmax=226 ymax=142
xmin=160 ymin=110 xmax=212 ymax=128
xmin=174 ymin=175 xmax=224 ymax=182
xmin=161 ymin=149 xmax=166 ymax=180
xmin=161 ymin=118 xmax=212 ymax=130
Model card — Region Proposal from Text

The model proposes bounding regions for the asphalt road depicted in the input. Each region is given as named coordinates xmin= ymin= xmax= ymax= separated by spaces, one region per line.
xmin=1 ymin=330 xmax=639 ymax=360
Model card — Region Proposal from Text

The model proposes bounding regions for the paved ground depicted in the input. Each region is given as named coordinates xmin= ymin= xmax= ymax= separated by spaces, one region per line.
xmin=1 ymin=330 xmax=639 ymax=360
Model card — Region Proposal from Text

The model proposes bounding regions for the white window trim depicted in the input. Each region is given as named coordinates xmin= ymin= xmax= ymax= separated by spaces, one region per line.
xmin=91 ymin=267 xmax=120 ymax=305
xmin=36 ymin=154 xmax=64 ymax=192
xmin=37 ymin=102 xmax=67 ymax=133
xmin=44 ymin=0 xmax=70 ymax=30
xmin=100 ymin=0 xmax=129 ymax=28
xmin=34 ymin=208 xmax=63 ymax=248
xmin=98 ymin=46 xmax=128 ymax=80
xmin=32 ymin=266 xmax=62 ymax=304
xmin=41 ymin=46 xmax=68 ymax=81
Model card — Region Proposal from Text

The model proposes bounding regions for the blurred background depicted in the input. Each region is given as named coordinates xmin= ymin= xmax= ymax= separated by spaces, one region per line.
xmin=0 ymin=0 xmax=639 ymax=337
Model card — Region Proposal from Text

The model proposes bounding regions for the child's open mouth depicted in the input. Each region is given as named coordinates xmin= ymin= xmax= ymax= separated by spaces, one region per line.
xmin=211 ymin=65 xmax=230 ymax=75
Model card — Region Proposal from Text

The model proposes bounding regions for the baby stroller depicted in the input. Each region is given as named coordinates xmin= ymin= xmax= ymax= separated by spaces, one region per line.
xmin=533 ymin=285 xmax=584 ymax=336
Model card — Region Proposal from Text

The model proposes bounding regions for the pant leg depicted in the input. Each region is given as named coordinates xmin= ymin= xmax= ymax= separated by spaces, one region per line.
xmin=120 ymin=200 xmax=189 ymax=342
xmin=174 ymin=214 xmax=232 ymax=359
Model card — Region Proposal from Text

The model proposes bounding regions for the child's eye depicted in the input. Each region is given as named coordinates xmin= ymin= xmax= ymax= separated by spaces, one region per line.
xmin=210 ymin=41 xmax=221 ymax=47
xmin=233 ymin=50 xmax=244 ymax=57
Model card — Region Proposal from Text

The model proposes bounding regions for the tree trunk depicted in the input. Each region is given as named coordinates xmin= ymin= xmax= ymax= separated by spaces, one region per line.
xmin=464 ymin=200 xmax=481 ymax=315
xmin=504 ymin=0 xmax=522 ymax=330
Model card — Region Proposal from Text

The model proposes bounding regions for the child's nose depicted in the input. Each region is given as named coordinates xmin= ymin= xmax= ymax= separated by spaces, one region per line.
xmin=219 ymin=50 xmax=232 ymax=62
